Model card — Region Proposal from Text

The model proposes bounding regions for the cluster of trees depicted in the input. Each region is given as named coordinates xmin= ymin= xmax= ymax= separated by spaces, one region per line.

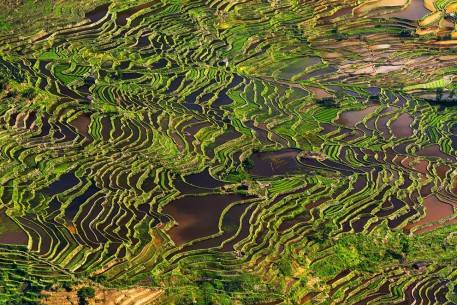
xmin=310 ymin=228 xmax=412 ymax=278
xmin=163 ymin=268 xmax=270 ymax=305
xmin=77 ymin=287 xmax=96 ymax=305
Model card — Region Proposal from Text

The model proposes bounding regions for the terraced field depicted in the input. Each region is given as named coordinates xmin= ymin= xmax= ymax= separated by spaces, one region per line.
xmin=0 ymin=0 xmax=457 ymax=304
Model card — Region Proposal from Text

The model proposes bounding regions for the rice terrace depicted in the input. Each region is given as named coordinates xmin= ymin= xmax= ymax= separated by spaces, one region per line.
xmin=0 ymin=0 xmax=457 ymax=304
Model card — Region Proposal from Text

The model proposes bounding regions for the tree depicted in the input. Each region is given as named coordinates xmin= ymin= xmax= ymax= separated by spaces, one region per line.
xmin=399 ymin=29 xmax=413 ymax=38
xmin=309 ymin=222 xmax=334 ymax=243
xmin=77 ymin=287 xmax=95 ymax=305
xmin=242 ymin=158 xmax=254 ymax=170
xmin=21 ymin=88 xmax=36 ymax=100
xmin=277 ymin=258 xmax=292 ymax=276
xmin=0 ymin=77 xmax=7 ymax=90
xmin=436 ymin=88 xmax=443 ymax=102
xmin=62 ymin=281 xmax=73 ymax=292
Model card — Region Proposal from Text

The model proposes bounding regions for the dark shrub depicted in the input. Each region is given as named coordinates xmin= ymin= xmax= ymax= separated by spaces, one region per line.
xmin=77 ymin=286 xmax=95 ymax=305
xmin=21 ymin=88 xmax=36 ymax=100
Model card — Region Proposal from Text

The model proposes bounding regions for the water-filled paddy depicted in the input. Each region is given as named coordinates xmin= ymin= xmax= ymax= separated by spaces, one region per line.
xmin=248 ymin=149 xmax=310 ymax=177
xmin=0 ymin=210 xmax=28 ymax=245
xmin=1 ymin=0 xmax=457 ymax=304
xmin=162 ymin=194 xmax=245 ymax=245
xmin=386 ymin=0 xmax=430 ymax=19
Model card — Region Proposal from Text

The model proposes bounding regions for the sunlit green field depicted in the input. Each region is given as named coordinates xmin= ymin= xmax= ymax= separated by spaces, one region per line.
xmin=0 ymin=0 xmax=456 ymax=304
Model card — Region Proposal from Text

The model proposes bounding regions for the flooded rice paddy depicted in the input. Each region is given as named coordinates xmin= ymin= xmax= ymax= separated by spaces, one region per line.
xmin=0 ymin=0 xmax=457 ymax=304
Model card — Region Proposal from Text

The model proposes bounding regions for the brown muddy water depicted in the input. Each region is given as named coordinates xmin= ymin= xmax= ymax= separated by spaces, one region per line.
xmin=405 ymin=194 xmax=454 ymax=233
xmin=163 ymin=194 xmax=245 ymax=245
xmin=416 ymin=144 xmax=454 ymax=161
xmin=391 ymin=113 xmax=414 ymax=138
xmin=85 ymin=3 xmax=110 ymax=23
xmin=70 ymin=113 xmax=91 ymax=138
xmin=385 ymin=0 xmax=430 ymax=20
xmin=0 ymin=210 xmax=28 ymax=245
xmin=336 ymin=105 xmax=378 ymax=128
xmin=248 ymin=149 xmax=311 ymax=177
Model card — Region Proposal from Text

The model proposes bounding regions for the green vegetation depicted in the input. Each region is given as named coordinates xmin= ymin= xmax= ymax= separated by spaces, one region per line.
xmin=77 ymin=287 xmax=95 ymax=305
xmin=0 ymin=0 xmax=456 ymax=305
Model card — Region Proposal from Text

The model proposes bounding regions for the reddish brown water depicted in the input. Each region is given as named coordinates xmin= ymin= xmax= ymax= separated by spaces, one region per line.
xmin=320 ymin=6 xmax=354 ymax=24
xmin=416 ymin=144 xmax=453 ymax=161
xmin=411 ymin=159 xmax=429 ymax=175
xmin=405 ymin=194 xmax=454 ymax=233
xmin=386 ymin=0 xmax=429 ymax=20
xmin=300 ymin=292 xmax=319 ymax=304
xmin=162 ymin=194 xmax=244 ymax=245
xmin=391 ymin=113 xmax=414 ymax=138
xmin=400 ymin=156 xmax=428 ymax=175
xmin=0 ymin=210 xmax=28 ymax=245
xmin=248 ymin=149 xmax=310 ymax=177
xmin=333 ymin=7 xmax=354 ymax=19
xmin=70 ymin=114 xmax=91 ymax=138
xmin=336 ymin=105 xmax=378 ymax=128
xmin=435 ymin=164 xmax=450 ymax=179
xmin=116 ymin=1 xmax=157 ymax=26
